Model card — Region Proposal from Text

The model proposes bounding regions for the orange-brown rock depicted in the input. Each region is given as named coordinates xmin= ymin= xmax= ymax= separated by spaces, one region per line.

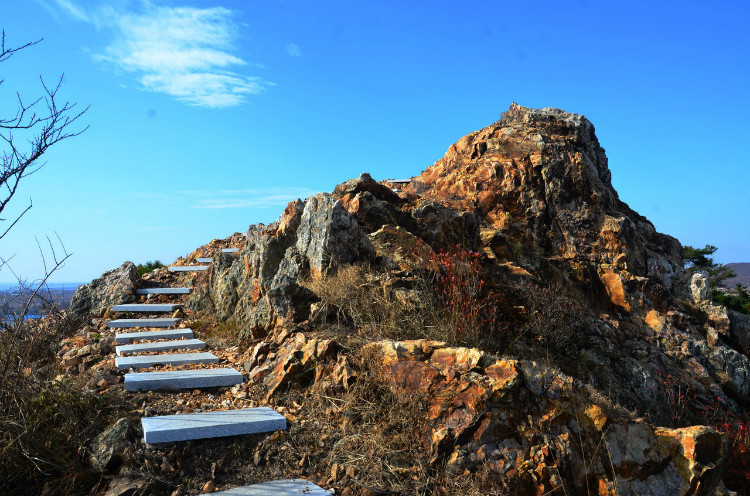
xmin=244 ymin=332 xmax=339 ymax=400
xmin=406 ymin=103 xmax=682 ymax=292
xmin=364 ymin=340 xmax=727 ymax=496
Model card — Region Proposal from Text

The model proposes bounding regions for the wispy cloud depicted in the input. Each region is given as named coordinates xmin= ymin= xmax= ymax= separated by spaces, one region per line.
xmin=47 ymin=0 xmax=89 ymax=21
xmin=44 ymin=0 xmax=271 ymax=108
xmin=135 ymin=187 xmax=318 ymax=209
xmin=285 ymin=43 xmax=302 ymax=57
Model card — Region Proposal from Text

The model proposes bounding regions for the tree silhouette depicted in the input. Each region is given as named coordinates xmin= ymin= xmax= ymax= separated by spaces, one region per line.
xmin=0 ymin=30 xmax=88 ymax=240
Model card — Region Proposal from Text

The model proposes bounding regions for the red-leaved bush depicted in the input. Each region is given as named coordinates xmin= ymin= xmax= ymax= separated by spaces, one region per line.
xmin=656 ymin=370 xmax=750 ymax=492
xmin=425 ymin=246 xmax=503 ymax=347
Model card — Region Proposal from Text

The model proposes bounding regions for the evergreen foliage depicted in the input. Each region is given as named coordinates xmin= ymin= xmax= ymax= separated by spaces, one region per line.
xmin=136 ymin=260 xmax=164 ymax=277
xmin=683 ymin=244 xmax=736 ymax=289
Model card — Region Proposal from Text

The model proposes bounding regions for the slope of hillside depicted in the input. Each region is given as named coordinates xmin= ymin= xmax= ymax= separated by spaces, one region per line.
xmin=725 ymin=262 xmax=750 ymax=288
xmin=8 ymin=104 xmax=748 ymax=495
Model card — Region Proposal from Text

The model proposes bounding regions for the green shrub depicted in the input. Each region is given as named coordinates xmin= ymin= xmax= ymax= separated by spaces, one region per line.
xmin=136 ymin=260 xmax=164 ymax=277
xmin=713 ymin=284 xmax=750 ymax=315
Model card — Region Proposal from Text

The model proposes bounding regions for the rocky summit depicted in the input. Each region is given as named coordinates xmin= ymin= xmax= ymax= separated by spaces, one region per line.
xmin=13 ymin=104 xmax=750 ymax=495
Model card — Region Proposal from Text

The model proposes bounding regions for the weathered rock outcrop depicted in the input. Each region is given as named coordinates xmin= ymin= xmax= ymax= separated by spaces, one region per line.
xmin=407 ymin=103 xmax=683 ymax=309
xmin=124 ymin=103 xmax=748 ymax=494
xmin=247 ymin=334 xmax=728 ymax=495
xmin=69 ymin=261 xmax=137 ymax=318
xmin=188 ymin=193 xmax=375 ymax=339
xmin=364 ymin=340 xmax=727 ymax=496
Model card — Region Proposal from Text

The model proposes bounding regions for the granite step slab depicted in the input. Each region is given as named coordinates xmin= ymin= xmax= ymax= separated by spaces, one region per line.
xmin=136 ymin=287 xmax=192 ymax=295
xmin=124 ymin=368 xmax=243 ymax=392
xmin=108 ymin=318 xmax=180 ymax=328
xmin=168 ymin=266 xmax=209 ymax=272
xmin=112 ymin=303 xmax=182 ymax=312
xmin=142 ymin=407 xmax=286 ymax=444
xmin=212 ymin=480 xmax=332 ymax=495
xmin=196 ymin=257 xmax=213 ymax=263
xmin=221 ymin=248 xmax=239 ymax=253
xmin=116 ymin=339 xmax=205 ymax=356
xmin=115 ymin=328 xmax=193 ymax=344
xmin=116 ymin=352 xmax=219 ymax=370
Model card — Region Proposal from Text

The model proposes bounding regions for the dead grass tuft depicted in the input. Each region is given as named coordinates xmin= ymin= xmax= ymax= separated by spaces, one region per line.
xmin=305 ymin=264 xmax=435 ymax=342
xmin=272 ymin=346 xmax=520 ymax=494
xmin=0 ymin=313 xmax=126 ymax=495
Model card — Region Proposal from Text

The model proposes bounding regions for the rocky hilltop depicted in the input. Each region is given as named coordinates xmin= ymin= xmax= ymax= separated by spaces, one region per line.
xmin=43 ymin=104 xmax=750 ymax=495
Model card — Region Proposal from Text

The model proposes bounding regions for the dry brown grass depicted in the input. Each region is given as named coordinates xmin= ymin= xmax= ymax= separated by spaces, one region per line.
xmin=305 ymin=262 xmax=587 ymax=363
xmin=0 ymin=313 xmax=126 ymax=495
xmin=280 ymin=346 xmax=513 ymax=495
xmin=305 ymin=264 xmax=436 ymax=342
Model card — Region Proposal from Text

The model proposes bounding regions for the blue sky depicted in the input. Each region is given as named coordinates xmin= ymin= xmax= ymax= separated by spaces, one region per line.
xmin=1 ymin=0 xmax=748 ymax=283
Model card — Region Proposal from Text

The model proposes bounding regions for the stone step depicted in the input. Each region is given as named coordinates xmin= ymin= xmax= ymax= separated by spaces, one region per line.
xmin=112 ymin=303 xmax=182 ymax=312
xmin=136 ymin=287 xmax=192 ymax=295
xmin=221 ymin=248 xmax=239 ymax=253
xmin=142 ymin=407 xmax=286 ymax=444
xmin=168 ymin=266 xmax=209 ymax=272
xmin=115 ymin=328 xmax=193 ymax=344
xmin=196 ymin=257 xmax=213 ymax=263
xmin=116 ymin=339 xmax=205 ymax=356
xmin=116 ymin=352 xmax=219 ymax=370
xmin=108 ymin=318 xmax=180 ymax=328
xmin=213 ymin=480 xmax=332 ymax=495
xmin=124 ymin=368 xmax=243 ymax=392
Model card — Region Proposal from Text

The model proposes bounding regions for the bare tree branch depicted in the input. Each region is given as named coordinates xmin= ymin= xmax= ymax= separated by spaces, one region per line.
xmin=0 ymin=31 xmax=88 ymax=240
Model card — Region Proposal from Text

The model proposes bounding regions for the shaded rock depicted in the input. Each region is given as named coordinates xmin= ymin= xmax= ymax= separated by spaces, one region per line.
xmin=333 ymin=172 xmax=401 ymax=204
xmin=69 ymin=262 xmax=137 ymax=318
xmin=248 ymin=332 xmax=340 ymax=400
xmin=606 ymin=424 xmax=727 ymax=496
xmin=368 ymin=225 xmax=430 ymax=271
xmin=103 ymin=476 xmax=150 ymax=496
xmin=409 ymin=199 xmax=479 ymax=251
xmin=340 ymin=191 xmax=414 ymax=234
xmin=246 ymin=332 xmax=339 ymax=400
xmin=729 ymin=309 xmax=750 ymax=356
xmin=90 ymin=418 xmax=132 ymax=472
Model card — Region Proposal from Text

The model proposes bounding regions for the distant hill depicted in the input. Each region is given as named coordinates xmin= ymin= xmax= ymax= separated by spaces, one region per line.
xmin=723 ymin=262 xmax=750 ymax=288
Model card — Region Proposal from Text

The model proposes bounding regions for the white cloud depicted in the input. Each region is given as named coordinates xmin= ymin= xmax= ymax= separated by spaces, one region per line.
xmin=45 ymin=1 xmax=270 ymax=108
xmin=285 ymin=43 xmax=302 ymax=57
xmin=47 ymin=0 xmax=90 ymax=21
xmin=135 ymin=187 xmax=318 ymax=209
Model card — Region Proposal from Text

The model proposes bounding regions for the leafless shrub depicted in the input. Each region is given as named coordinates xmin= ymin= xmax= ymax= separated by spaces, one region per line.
xmin=507 ymin=281 xmax=585 ymax=361
xmin=305 ymin=264 xmax=435 ymax=342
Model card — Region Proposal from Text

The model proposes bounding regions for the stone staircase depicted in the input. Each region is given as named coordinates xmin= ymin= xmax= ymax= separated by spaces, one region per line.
xmin=109 ymin=251 xmax=329 ymax=494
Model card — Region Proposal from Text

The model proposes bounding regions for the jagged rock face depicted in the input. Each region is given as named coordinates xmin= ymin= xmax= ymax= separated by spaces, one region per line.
xmin=364 ymin=340 xmax=727 ymax=496
xmin=251 ymin=335 xmax=728 ymax=495
xmin=295 ymin=193 xmax=374 ymax=276
xmin=69 ymin=262 xmax=137 ymax=318
xmin=189 ymin=194 xmax=374 ymax=338
xmin=406 ymin=103 xmax=682 ymax=289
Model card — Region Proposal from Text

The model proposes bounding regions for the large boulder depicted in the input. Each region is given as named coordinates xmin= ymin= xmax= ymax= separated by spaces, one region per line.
xmin=295 ymin=193 xmax=374 ymax=276
xmin=190 ymin=194 xmax=374 ymax=334
xmin=69 ymin=262 xmax=137 ymax=318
